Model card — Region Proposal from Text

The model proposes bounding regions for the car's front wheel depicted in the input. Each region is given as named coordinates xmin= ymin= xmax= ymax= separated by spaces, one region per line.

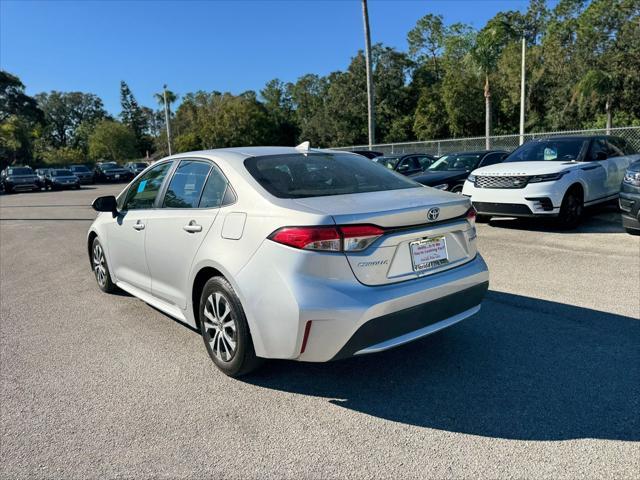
xmin=557 ymin=188 xmax=583 ymax=229
xmin=199 ymin=277 xmax=262 ymax=377
xmin=92 ymin=238 xmax=116 ymax=293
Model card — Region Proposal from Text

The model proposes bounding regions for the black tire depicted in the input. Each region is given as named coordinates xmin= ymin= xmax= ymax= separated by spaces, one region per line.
xmin=199 ymin=276 xmax=262 ymax=377
xmin=450 ymin=184 xmax=463 ymax=194
xmin=557 ymin=188 xmax=584 ymax=229
xmin=476 ymin=214 xmax=490 ymax=223
xmin=91 ymin=237 xmax=117 ymax=293
xmin=625 ymin=227 xmax=640 ymax=236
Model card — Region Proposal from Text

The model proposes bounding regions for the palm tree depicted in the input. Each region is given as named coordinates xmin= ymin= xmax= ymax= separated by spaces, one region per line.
xmin=154 ymin=88 xmax=177 ymax=109
xmin=154 ymin=86 xmax=178 ymax=155
xmin=471 ymin=29 xmax=501 ymax=149
xmin=573 ymin=70 xmax=614 ymax=134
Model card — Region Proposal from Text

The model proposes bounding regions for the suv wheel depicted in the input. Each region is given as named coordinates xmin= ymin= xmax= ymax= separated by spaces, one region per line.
xmin=92 ymin=238 xmax=116 ymax=293
xmin=199 ymin=277 xmax=262 ymax=377
xmin=557 ymin=188 xmax=583 ymax=229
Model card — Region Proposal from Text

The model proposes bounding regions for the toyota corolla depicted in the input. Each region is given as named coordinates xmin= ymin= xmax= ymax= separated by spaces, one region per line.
xmin=88 ymin=145 xmax=489 ymax=376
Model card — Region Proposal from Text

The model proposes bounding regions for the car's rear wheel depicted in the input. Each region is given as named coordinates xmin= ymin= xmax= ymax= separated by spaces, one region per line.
xmin=557 ymin=188 xmax=583 ymax=229
xmin=92 ymin=238 xmax=116 ymax=293
xmin=199 ymin=277 xmax=262 ymax=377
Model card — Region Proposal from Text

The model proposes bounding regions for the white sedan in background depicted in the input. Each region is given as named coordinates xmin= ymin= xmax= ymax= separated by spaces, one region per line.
xmin=462 ymin=135 xmax=640 ymax=227
xmin=88 ymin=145 xmax=488 ymax=376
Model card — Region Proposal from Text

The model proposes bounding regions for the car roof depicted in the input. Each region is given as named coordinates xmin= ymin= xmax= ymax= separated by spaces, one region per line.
xmin=167 ymin=146 xmax=352 ymax=162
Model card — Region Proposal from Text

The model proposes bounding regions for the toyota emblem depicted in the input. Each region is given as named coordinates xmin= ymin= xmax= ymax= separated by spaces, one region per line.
xmin=427 ymin=207 xmax=440 ymax=222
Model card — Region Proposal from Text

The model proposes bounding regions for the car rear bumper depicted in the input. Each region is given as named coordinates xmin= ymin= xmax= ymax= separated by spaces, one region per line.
xmin=6 ymin=182 xmax=38 ymax=191
xmin=236 ymin=241 xmax=489 ymax=362
xmin=330 ymin=280 xmax=488 ymax=360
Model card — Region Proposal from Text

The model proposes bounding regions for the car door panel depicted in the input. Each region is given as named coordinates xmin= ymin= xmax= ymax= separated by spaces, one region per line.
xmin=106 ymin=161 xmax=173 ymax=292
xmin=145 ymin=160 xmax=229 ymax=310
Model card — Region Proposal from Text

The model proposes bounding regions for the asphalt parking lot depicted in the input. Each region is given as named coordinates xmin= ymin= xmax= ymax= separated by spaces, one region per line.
xmin=1 ymin=185 xmax=638 ymax=479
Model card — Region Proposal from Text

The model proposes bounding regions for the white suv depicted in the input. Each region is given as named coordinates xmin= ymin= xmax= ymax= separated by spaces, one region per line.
xmin=462 ymin=136 xmax=640 ymax=227
xmin=88 ymin=146 xmax=488 ymax=376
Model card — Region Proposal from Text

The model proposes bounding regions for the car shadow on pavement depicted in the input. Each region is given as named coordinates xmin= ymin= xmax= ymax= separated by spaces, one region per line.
xmin=486 ymin=204 xmax=626 ymax=234
xmin=244 ymin=290 xmax=639 ymax=441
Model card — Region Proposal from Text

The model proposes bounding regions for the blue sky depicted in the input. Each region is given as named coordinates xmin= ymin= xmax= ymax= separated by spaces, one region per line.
xmin=1 ymin=0 xmax=534 ymax=114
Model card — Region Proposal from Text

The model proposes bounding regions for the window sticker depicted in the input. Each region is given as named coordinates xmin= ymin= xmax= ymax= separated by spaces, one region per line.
xmin=543 ymin=147 xmax=558 ymax=160
xmin=137 ymin=179 xmax=147 ymax=193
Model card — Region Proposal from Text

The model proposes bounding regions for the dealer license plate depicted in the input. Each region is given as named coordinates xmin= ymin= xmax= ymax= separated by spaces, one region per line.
xmin=410 ymin=236 xmax=449 ymax=272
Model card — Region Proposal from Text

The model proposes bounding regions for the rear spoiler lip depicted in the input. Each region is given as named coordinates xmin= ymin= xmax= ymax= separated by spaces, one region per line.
xmin=378 ymin=208 xmax=472 ymax=235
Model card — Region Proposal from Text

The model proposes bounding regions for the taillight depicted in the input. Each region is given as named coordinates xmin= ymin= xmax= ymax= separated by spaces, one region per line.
xmin=269 ymin=224 xmax=384 ymax=252
xmin=340 ymin=225 xmax=384 ymax=251
xmin=269 ymin=226 xmax=341 ymax=251
xmin=466 ymin=206 xmax=477 ymax=227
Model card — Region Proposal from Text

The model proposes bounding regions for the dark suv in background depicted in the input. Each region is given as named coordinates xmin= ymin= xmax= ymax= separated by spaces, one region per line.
xmin=68 ymin=164 xmax=95 ymax=184
xmin=93 ymin=162 xmax=133 ymax=183
xmin=411 ymin=150 xmax=508 ymax=193
xmin=0 ymin=166 xmax=40 ymax=193
xmin=373 ymin=153 xmax=436 ymax=176
xmin=620 ymin=159 xmax=640 ymax=234
xmin=124 ymin=161 xmax=149 ymax=176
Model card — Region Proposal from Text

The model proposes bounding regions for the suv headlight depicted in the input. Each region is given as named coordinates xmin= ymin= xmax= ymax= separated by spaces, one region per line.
xmin=528 ymin=171 xmax=568 ymax=183
xmin=623 ymin=170 xmax=640 ymax=187
xmin=467 ymin=174 xmax=476 ymax=182
xmin=432 ymin=183 xmax=449 ymax=190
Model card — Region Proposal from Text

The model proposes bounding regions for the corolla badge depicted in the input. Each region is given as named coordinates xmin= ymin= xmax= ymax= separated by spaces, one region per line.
xmin=427 ymin=207 xmax=440 ymax=222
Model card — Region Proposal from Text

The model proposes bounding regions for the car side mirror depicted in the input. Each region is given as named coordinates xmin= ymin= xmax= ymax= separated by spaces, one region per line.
xmin=595 ymin=151 xmax=607 ymax=161
xmin=92 ymin=195 xmax=118 ymax=214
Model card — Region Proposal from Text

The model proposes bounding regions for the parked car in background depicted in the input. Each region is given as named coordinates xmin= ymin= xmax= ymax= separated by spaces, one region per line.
xmin=0 ymin=166 xmax=40 ymax=193
xmin=35 ymin=168 xmax=50 ymax=189
xmin=124 ymin=161 xmax=149 ymax=176
xmin=462 ymin=135 xmax=640 ymax=227
xmin=93 ymin=162 xmax=133 ymax=183
xmin=68 ymin=164 xmax=95 ymax=184
xmin=44 ymin=168 xmax=81 ymax=190
xmin=620 ymin=159 xmax=640 ymax=234
xmin=88 ymin=146 xmax=488 ymax=377
xmin=374 ymin=153 xmax=436 ymax=176
xmin=411 ymin=150 xmax=508 ymax=193
xmin=351 ymin=150 xmax=384 ymax=159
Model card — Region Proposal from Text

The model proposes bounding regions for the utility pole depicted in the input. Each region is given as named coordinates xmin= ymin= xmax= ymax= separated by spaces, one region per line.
xmin=362 ymin=0 xmax=375 ymax=148
xmin=519 ymin=37 xmax=526 ymax=145
xmin=163 ymin=84 xmax=172 ymax=155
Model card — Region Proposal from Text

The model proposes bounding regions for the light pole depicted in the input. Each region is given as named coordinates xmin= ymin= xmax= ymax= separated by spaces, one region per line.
xmin=519 ymin=37 xmax=526 ymax=145
xmin=163 ymin=84 xmax=172 ymax=155
xmin=361 ymin=0 xmax=375 ymax=148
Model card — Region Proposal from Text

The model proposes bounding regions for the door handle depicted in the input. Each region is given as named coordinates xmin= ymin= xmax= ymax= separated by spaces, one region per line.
xmin=183 ymin=220 xmax=203 ymax=233
xmin=132 ymin=221 xmax=145 ymax=231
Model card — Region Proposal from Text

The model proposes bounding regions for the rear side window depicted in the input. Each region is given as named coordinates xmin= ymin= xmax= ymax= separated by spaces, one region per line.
xmin=199 ymin=165 xmax=232 ymax=208
xmin=245 ymin=153 xmax=420 ymax=199
xmin=480 ymin=152 xmax=506 ymax=167
xmin=163 ymin=160 xmax=211 ymax=209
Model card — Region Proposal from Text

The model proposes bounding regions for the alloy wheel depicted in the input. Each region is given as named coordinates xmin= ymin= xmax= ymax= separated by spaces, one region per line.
xmin=93 ymin=243 xmax=107 ymax=287
xmin=203 ymin=292 xmax=237 ymax=362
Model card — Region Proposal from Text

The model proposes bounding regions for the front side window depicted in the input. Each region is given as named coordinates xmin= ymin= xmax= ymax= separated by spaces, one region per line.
xmin=163 ymin=160 xmax=211 ymax=209
xmin=245 ymin=153 xmax=420 ymax=199
xmin=122 ymin=161 xmax=172 ymax=210
xmin=480 ymin=153 xmax=506 ymax=167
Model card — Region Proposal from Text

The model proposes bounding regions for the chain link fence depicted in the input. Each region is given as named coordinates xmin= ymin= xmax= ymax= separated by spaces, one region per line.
xmin=333 ymin=126 xmax=640 ymax=156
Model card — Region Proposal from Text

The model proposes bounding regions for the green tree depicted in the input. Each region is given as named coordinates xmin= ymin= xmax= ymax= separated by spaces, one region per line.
xmin=120 ymin=81 xmax=152 ymax=156
xmin=88 ymin=120 xmax=137 ymax=161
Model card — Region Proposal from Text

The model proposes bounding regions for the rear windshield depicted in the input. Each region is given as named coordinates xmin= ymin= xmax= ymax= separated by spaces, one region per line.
xmin=505 ymin=138 xmax=588 ymax=162
xmin=244 ymin=153 xmax=420 ymax=199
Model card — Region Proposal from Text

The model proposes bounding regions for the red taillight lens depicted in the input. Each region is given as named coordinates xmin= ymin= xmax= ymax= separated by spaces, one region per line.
xmin=269 ymin=226 xmax=342 ymax=251
xmin=466 ymin=206 xmax=477 ymax=227
xmin=340 ymin=225 xmax=385 ymax=251
xmin=269 ymin=224 xmax=384 ymax=252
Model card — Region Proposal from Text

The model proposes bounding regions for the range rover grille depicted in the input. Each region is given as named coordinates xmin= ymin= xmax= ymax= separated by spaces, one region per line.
xmin=475 ymin=175 xmax=530 ymax=189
